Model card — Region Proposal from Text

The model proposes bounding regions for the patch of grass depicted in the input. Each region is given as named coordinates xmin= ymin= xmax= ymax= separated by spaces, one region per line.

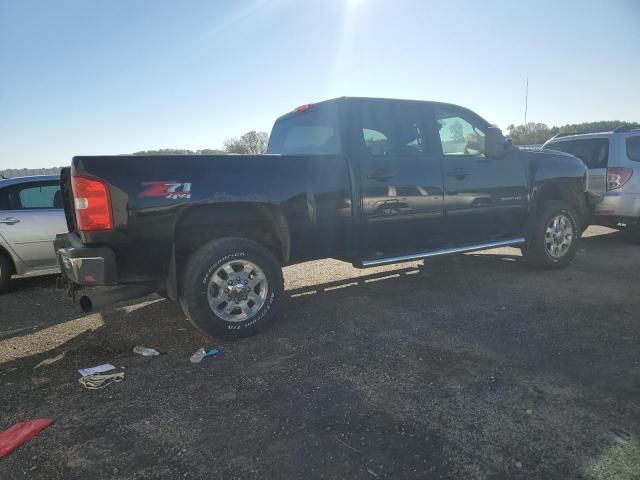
xmin=585 ymin=438 xmax=640 ymax=480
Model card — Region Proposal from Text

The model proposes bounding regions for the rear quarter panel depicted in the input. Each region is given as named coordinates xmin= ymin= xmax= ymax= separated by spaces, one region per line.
xmin=72 ymin=154 xmax=352 ymax=280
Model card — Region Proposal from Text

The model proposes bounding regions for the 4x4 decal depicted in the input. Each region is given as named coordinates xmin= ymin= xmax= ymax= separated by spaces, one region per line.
xmin=140 ymin=181 xmax=192 ymax=199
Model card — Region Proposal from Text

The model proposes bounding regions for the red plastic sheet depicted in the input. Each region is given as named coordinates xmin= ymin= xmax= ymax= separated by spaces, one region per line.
xmin=0 ymin=418 xmax=54 ymax=458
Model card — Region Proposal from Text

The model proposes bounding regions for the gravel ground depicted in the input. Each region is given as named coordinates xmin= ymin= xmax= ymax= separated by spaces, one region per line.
xmin=0 ymin=226 xmax=639 ymax=479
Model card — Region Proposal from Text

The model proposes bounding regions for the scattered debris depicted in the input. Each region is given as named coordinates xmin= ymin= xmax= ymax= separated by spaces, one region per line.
xmin=190 ymin=348 xmax=207 ymax=364
xmin=335 ymin=436 xmax=362 ymax=454
xmin=79 ymin=372 xmax=125 ymax=390
xmin=34 ymin=352 xmax=66 ymax=369
xmin=190 ymin=347 xmax=220 ymax=364
xmin=133 ymin=346 xmax=160 ymax=357
xmin=0 ymin=418 xmax=54 ymax=458
xmin=78 ymin=363 xmax=116 ymax=377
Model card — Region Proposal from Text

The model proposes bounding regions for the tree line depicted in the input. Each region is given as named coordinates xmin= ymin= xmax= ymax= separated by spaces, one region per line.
xmin=506 ymin=121 xmax=639 ymax=146
xmin=1 ymin=131 xmax=270 ymax=178
xmin=133 ymin=131 xmax=269 ymax=156
xmin=4 ymin=122 xmax=640 ymax=178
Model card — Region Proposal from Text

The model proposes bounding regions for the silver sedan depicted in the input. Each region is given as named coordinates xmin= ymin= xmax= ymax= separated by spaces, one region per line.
xmin=0 ymin=175 xmax=67 ymax=292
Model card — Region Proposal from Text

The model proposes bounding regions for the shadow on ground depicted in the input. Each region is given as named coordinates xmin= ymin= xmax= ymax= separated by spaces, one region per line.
xmin=1 ymin=227 xmax=638 ymax=479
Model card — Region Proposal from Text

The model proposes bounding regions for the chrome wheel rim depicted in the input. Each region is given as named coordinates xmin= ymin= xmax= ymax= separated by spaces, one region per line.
xmin=545 ymin=214 xmax=574 ymax=258
xmin=206 ymin=259 xmax=268 ymax=322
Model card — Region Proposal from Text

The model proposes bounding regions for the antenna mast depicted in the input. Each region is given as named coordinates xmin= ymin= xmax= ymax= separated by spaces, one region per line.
xmin=524 ymin=78 xmax=529 ymax=130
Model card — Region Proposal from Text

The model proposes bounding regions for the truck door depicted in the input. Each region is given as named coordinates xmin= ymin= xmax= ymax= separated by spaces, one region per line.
xmin=0 ymin=180 xmax=67 ymax=269
xmin=430 ymin=106 xmax=528 ymax=244
xmin=352 ymin=100 xmax=446 ymax=259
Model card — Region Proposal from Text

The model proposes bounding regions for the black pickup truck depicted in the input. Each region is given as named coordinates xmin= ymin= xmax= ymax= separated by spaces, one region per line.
xmin=55 ymin=97 xmax=591 ymax=338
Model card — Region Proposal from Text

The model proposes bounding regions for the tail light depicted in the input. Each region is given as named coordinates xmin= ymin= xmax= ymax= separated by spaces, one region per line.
xmin=606 ymin=167 xmax=633 ymax=191
xmin=71 ymin=176 xmax=113 ymax=232
xmin=293 ymin=103 xmax=314 ymax=113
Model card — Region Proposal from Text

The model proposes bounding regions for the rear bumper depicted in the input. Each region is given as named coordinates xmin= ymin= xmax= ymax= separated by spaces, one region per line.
xmin=593 ymin=192 xmax=640 ymax=222
xmin=54 ymin=233 xmax=117 ymax=286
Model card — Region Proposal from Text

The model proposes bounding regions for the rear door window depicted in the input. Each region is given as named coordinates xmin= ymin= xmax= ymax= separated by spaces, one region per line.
xmin=355 ymin=102 xmax=427 ymax=158
xmin=626 ymin=136 xmax=640 ymax=162
xmin=267 ymin=105 xmax=341 ymax=155
xmin=545 ymin=138 xmax=609 ymax=168
xmin=0 ymin=182 xmax=61 ymax=210
xmin=0 ymin=188 xmax=9 ymax=210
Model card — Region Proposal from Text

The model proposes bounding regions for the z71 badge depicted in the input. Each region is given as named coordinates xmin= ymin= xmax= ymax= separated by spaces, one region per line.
xmin=141 ymin=181 xmax=192 ymax=199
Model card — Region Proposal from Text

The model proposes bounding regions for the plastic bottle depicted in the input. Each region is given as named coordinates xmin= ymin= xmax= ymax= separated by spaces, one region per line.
xmin=190 ymin=347 xmax=207 ymax=364
xmin=133 ymin=345 xmax=160 ymax=357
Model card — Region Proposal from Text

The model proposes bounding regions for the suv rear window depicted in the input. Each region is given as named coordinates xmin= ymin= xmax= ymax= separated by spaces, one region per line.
xmin=267 ymin=106 xmax=341 ymax=155
xmin=544 ymin=138 xmax=609 ymax=168
xmin=626 ymin=136 xmax=640 ymax=162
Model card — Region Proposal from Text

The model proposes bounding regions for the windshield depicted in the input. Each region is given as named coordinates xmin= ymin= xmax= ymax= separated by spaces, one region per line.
xmin=266 ymin=105 xmax=341 ymax=155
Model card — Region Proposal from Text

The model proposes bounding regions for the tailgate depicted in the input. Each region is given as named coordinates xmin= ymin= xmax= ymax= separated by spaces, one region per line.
xmin=59 ymin=167 xmax=77 ymax=233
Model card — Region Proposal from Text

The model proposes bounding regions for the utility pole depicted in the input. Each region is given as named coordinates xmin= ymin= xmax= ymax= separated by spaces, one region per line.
xmin=524 ymin=78 xmax=529 ymax=132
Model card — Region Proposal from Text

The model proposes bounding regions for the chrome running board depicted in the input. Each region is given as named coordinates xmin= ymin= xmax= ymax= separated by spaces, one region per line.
xmin=361 ymin=237 xmax=526 ymax=267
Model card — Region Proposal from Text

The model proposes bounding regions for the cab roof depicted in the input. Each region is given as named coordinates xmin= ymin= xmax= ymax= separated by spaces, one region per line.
xmin=274 ymin=96 xmax=489 ymax=125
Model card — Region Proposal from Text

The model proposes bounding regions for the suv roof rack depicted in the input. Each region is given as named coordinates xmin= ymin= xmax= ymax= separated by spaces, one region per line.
xmin=549 ymin=126 xmax=640 ymax=142
xmin=613 ymin=125 xmax=640 ymax=133
xmin=548 ymin=132 xmax=577 ymax=141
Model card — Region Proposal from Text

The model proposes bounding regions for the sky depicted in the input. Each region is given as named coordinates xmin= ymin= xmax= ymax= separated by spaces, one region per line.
xmin=1 ymin=0 xmax=639 ymax=169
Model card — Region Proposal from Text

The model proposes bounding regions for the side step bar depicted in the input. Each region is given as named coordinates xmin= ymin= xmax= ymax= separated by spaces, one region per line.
xmin=361 ymin=237 xmax=526 ymax=267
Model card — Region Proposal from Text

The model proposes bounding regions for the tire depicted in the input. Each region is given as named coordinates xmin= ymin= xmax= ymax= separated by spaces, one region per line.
xmin=622 ymin=222 xmax=640 ymax=244
xmin=521 ymin=200 xmax=581 ymax=269
xmin=0 ymin=252 xmax=12 ymax=293
xmin=180 ymin=237 xmax=283 ymax=339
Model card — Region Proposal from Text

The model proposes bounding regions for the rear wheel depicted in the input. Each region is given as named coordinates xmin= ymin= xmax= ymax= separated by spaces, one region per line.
xmin=180 ymin=237 xmax=283 ymax=339
xmin=622 ymin=221 xmax=640 ymax=243
xmin=0 ymin=252 xmax=12 ymax=293
xmin=521 ymin=200 xmax=580 ymax=269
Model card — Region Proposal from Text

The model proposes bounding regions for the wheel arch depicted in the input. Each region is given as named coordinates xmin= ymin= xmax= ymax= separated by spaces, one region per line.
xmin=532 ymin=180 xmax=589 ymax=229
xmin=0 ymin=244 xmax=16 ymax=276
xmin=166 ymin=202 xmax=290 ymax=300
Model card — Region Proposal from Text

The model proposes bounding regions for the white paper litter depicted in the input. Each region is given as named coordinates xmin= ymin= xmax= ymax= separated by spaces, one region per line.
xmin=78 ymin=363 xmax=116 ymax=377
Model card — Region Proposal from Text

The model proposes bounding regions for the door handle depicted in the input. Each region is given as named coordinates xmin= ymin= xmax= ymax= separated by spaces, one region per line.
xmin=0 ymin=217 xmax=20 ymax=225
xmin=447 ymin=168 xmax=468 ymax=179
xmin=368 ymin=170 xmax=393 ymax=181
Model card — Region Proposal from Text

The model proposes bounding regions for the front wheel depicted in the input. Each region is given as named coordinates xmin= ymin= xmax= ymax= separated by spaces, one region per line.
xmin=0 ymin=252 xmax=12 ymax=293
xmin=521 ymin=200 xmax=580 ymax=269
xmin=180 ymin=237 xmax=283 ymax=339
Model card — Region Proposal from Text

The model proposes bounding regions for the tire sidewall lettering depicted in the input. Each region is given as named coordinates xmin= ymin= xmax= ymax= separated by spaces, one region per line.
xmin=200 ymin=252 xmax=246 ymax=286
xmin=196 ymin=250 xmax=275 ymax=332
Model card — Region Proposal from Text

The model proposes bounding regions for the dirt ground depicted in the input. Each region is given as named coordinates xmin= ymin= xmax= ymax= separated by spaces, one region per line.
xmin=1 ymin=226 xmax=638 ymax=480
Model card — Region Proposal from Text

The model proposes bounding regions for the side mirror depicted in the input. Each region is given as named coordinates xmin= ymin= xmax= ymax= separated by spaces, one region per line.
xmin=485 ymin=127 xmax=509 ymax=158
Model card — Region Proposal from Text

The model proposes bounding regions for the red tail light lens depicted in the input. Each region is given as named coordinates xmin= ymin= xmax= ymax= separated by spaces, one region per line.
xmin=606 ymin=167 xmax=633 ymax=191
xmin=71 ymin=176 xmax=113 ymax=232
xmin=293 ymin=103 xmax=314 ymax=113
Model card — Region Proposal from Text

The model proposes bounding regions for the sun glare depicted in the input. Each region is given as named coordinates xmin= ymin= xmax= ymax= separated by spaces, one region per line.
xmin=347 ymin=0 xmax=366 ymax=10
